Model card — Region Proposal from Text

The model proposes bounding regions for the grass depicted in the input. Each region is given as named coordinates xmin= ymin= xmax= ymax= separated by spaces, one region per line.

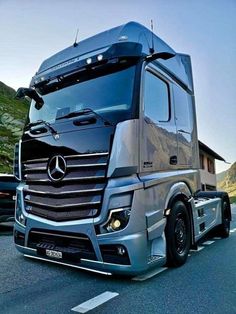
xmin=230 ymin=196 xmax=236 ymax=205
xmin=0 ymin=82 xmax=28 ymax=173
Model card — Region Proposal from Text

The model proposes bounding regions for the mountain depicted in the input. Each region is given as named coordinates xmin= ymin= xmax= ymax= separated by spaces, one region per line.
xmin=216 ymin=170 xmax=227 ymax=183
xmin=217 ymin=162 xmax=236 ymax=203
xmin=0 ymin=81 xmax=28 ymax=173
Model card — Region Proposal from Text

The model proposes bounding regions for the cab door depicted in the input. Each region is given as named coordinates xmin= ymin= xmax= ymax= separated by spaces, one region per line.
xmin=140 ymin=64 xmax=178 ymax=173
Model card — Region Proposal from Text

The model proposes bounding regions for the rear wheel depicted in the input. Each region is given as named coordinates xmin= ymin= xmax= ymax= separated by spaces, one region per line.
xmin=217 ymin=199 xmax=230 ymax=238
xmin=165 ymin=201 xmax=191 ymax=267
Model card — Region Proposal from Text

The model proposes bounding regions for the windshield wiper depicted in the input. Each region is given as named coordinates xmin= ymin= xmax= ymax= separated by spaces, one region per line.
xmin=56 ymin=109 xmax=91 ymax=120
xmin=25 ymin=120 xmax=58 ymax=136
xmin=56 ymin=108 xmax=113 ymax=126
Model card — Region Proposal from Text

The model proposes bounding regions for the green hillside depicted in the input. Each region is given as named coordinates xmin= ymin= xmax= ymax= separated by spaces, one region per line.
xmin=0 ymin=81 xmax=28 ymax=173
xmin=217 ymin=162 xmax=236 ymax=204
xmin=216 ymin=170 xmax=227 ymax=183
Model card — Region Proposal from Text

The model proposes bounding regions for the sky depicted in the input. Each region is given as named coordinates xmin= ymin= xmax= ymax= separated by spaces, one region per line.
xmin=0 ymin=0 xmax=235 ymax=173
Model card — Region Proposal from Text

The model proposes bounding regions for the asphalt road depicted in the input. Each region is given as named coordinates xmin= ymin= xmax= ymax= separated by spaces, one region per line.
xmin=0 ymin=205 xmax=235 ymax=314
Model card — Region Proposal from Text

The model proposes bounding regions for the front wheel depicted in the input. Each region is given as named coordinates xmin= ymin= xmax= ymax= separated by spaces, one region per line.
xmin=165 ymin=201 xmax=191 ymax=267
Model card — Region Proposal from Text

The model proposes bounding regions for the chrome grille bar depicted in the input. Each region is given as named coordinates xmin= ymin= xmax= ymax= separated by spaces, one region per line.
xmin=23 ymin=188 xmax=104 ymax=196
xmin=23 ymin=157 xmax=49 ymax=164
xmin=67 ymin=163 xmax=107 ymax=168
xmin=65 ymin=152 xmax=109 ymax=158
xmin=25 ymin=200 xmax=101 ymax=210
xmin=24 ymin=163 xmax=107 ymax=173
xmin=23 ymin=152 xmax=109 ymax=164
xmin=24 ymin=175 xmax=106 ymax=183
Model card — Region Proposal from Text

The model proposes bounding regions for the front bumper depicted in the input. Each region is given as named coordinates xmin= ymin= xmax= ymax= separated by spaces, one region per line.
xmin=14 ymin=220 xmax=154 ymax=275
xmin=14 ymin=175 xmax=167 ymax=275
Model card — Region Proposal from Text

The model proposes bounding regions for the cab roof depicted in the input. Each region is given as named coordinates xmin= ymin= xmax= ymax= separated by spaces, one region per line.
xmin=35 ymin=21 xmax=194 ymax=93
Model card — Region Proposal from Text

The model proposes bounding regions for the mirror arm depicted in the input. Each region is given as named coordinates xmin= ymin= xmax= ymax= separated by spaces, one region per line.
xmin=145 ymin=52 xmax=176 ymax=62
xmin=15 ymin=87 xmax=44 ymax=109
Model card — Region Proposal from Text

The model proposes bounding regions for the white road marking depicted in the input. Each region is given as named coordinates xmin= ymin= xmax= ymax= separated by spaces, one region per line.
xmin=196 ymin=246 xmax=204 ymax=252
xmin=133 ymin=229 xmax=236 ymax=283
xmin=71 ymin=291 xmax=119 ymax=313
xmin=202 ymin=240 xmax=215 ymax=245
xmin=190 ymin=246 xmax=204 ymax=253
xmin=132 ymin=267 xmax=168 ymax=281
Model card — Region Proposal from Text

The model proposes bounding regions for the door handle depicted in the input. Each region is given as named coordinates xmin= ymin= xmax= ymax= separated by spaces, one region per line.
xmin=178 ymin=129 xmax=191 ymax=135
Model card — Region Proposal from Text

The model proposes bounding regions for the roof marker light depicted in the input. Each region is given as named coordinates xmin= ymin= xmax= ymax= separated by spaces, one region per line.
xmin=86 ymin=58 xmax=92 ymax=65
xmin=97 ymin=54 xmax=103 ymax=61
xmin=118 ymin=35 xmax=128 ymax=41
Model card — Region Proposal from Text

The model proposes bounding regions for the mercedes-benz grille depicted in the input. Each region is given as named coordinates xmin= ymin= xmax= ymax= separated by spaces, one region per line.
xmin=22 ymin=152 xmax=109 ymax=221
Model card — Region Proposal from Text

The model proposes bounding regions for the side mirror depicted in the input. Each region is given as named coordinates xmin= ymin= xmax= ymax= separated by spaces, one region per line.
xmin=145 ymin=52 xmax=175 ymax=62
xmin=15 ymin=87 xmax=28 ymax=100
xmin=15 ymin=87 xmax=44 ymax=110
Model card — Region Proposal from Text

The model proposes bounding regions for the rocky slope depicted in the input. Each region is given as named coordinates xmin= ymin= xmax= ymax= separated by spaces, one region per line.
xmin=217 ymin=162 xmax=236 ymax=203
xmin=0 ymin=81 xmax=28 ymax=173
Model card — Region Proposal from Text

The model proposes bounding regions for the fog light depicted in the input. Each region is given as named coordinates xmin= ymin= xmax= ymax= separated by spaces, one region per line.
xmin=104 ymin=208 xmax=131 ymax=233
xmin=117 ymin=246 xmax=126 ymax=256
xmin=100 ymin=244 xmax=130 ymax=265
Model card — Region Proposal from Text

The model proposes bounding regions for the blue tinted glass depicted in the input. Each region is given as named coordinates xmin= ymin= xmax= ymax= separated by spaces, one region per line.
xmin=28 ymin=66 xmax=136 ymax=124
xmin=173 ymin=84 xmax=191 ymax=130
xmin=144 ymin=71 xmax=169 ymax=123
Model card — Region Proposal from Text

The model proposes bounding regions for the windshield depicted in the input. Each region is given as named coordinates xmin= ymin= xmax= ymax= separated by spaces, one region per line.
xmin=27 ymin=64 xmax=137 ymax=126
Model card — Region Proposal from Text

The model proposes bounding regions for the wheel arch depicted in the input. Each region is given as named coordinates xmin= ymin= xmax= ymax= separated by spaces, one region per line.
xmin=164 ymin=182 xmax=195 ymax=246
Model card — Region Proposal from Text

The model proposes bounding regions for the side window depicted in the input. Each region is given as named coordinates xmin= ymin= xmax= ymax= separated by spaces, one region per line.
xmin=173 ymin=85 xmax=191 ymax=131
xmin=144 ymin=70 xmax=169 ymax=123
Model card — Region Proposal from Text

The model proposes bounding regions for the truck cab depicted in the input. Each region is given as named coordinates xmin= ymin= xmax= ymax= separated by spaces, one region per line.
xmin=14 ymin=22 xmax=231 ymax=275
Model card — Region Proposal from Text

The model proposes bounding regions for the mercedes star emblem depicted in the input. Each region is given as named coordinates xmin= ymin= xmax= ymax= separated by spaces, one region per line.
xmin=47 ymin=155 xmax=67 ymax=182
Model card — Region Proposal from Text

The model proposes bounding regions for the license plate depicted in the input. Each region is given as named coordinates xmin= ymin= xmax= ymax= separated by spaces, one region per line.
xmin=45 ymin=249 xmax=63 ymax=259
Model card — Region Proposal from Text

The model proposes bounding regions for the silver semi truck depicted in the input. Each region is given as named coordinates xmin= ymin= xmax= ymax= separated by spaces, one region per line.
xmin=14 ymin=22 xmax=231 ymax=275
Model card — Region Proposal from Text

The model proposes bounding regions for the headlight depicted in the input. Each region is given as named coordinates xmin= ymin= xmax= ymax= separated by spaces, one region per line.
xmin=104 ymin=208 xmax=131 ymax=233
xmin=15 ymin=194 xmax=26 ymax=226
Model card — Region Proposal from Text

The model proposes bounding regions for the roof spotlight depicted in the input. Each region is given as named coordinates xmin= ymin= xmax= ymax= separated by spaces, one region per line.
xmin=86 ymin=58 xmax=92 ymax=65
xmin=97 ymin=54 xmax=103 ymax=61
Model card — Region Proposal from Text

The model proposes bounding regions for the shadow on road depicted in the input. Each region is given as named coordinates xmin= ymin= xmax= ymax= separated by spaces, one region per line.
xmin=0 ymin=222 xmax=14 ymax=236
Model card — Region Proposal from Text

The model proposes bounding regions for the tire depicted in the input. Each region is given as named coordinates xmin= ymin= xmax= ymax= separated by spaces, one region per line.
xmin=217 ymin=199 xmax=230 ymax=238
xmin=165 ymin=200 xmax=191 ymax=267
